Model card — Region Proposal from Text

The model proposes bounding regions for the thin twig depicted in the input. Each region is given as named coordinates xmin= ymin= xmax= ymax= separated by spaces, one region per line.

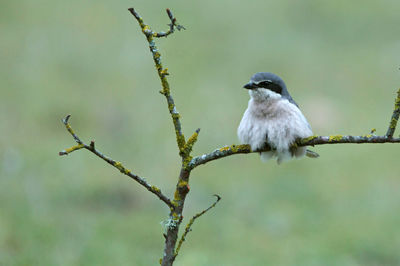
xmin=59 ymin=115 xmax=174 ymax=208
xmin=153 ymin=8 xmax=186 ymax=38
xmin=386 ymin=89 xmax=400 ymax=138
xmin=174 ymin=195 xmax=221 ymax=259
xmin=128 ymin=8 xmax=186 ymax=154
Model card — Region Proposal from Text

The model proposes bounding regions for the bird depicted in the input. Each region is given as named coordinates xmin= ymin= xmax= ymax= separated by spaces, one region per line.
xmin=237 ymin=72 xmax=318 ymax=164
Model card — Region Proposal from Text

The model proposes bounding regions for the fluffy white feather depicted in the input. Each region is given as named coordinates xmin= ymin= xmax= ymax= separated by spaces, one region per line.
xmin=237 ymin=88 xmax=312 ymax=164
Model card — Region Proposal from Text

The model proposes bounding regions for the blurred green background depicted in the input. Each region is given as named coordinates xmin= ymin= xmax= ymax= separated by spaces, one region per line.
xmin=1 ymin=0 xmax=400 ymax=265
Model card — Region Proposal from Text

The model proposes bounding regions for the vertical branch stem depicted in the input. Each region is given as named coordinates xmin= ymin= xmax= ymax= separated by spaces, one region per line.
xmin=386 ymin=89 xmax=400 ymax=138
xmin=128 ymin=8 xmax=186 ymax=153
xmin=162 ymin=169 xmax=191 ymax=266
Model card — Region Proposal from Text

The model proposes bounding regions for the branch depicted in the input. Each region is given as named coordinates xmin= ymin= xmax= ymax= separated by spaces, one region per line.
xmin=174 ymin=195 xmax=221 ymax=259
xmin=187 ymin=88 xmax=400 ymax=169
xmin=189 ymin=134 xmax=400 ymax=169
xmin=128 ymin=8 xmax=187 ymax=155
xmin=155 ymin=8 xmax=186 ymax=38
xmin=59 ymin=115 xmax=174 ymax=208
xmin=386 ymin=89 xmax=400 ymax=138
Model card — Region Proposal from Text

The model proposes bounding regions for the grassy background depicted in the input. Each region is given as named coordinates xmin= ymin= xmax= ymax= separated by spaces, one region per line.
xmin=1 ymin=0 xmax=400 ymax=265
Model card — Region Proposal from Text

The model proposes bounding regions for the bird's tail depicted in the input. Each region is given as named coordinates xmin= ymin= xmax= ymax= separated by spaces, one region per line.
xmin=306 ymin=149 xmax=319 ymax=158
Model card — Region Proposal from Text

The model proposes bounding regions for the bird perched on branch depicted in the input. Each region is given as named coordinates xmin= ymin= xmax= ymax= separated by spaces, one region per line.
xmin=238 ymin=72 xmax=318 ymax=164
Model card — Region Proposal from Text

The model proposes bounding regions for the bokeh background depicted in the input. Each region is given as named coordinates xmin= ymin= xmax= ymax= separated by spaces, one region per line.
xmin=1 ymin=0 xmax=400 ymax=265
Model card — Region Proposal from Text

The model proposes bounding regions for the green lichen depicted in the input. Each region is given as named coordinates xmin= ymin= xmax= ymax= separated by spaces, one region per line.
xmin=172 ymin=113 xmax=180 ymax=119
xmin=154 ymin=52 xmax=161 ymax=59
xmin=219 ymin=146 xmax=230 ymax=152
xmin=174 ymin=179 xmax=190 ymax=201
xmin=160 ymin=68 xmax=169 ymax=76
xmin=65 ymin=124 xmax=74 ymax=134
xmin=329 ymin=135 xmax=343 ymax=142
xmin=236 ymin=144 xmax=251 ymax=151
xmin=172 ymin=212 xmax=180 ymax=220
xmin=230 ymin=144 xmax=238 ymax=152
xmin=301 ymin=135 xmax=318 ymax=143
xmin=177 ymin=134 xmax=186 ymax=151
xmin=114 ymin=161 xmax=127 ymax=173
xmin=171 ymin=201 xmax=179 ymax=208
xmin=186 ymin=132 xmax=198 ymax=146
xmin=142 ymin=25 xmax=152 ymax=35
xmin=178 ymin=180 xmax=188 ymax=187
xmin=395 ymin=88 xmax=400 ymax=104
xmin=182 ymin=155 xmax=192 ymax=169
xmin=64 ymin=144 xmax=84 ymax=154
xmin=219 ymin=145 xmax=239 ymax=153
xmin=389 ymin=117 xmax=398 ymax=129
xmin=151 ymin=186 xmax=161 ymax=193
xmin=182 ymin=132 xmax=198 ymax=157
xmin=173 ymin=191 xmax=181 ymax=202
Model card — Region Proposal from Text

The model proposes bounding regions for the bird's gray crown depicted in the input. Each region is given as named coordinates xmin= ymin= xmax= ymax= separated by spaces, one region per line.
xmin=250 ymin=72 xmax=287 ymax=94
xmin=251 ymin=72 xmax=286 ymax=85
xmin=244 ymin=72 xmax=298 ymax=106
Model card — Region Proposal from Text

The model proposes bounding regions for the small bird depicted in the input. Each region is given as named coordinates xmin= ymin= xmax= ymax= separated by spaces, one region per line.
xmin=237 ymin=72 xmax=317 ymax=164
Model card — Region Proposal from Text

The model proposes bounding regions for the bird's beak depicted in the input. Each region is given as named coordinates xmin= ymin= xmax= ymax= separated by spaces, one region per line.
xmin=243 ymin=82 xmax=256 ymax=90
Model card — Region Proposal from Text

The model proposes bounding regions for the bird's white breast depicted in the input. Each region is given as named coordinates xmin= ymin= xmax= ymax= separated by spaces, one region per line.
xmin=237 ymin=97 xmax=312 ymax=163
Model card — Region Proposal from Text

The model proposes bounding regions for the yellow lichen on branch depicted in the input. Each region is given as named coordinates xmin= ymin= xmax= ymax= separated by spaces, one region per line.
xmin=386 ymin=89 xmax=400 ymax=137
xmin=328 ymin=135 xmax=343 ymax=142
xmin=59 ymin=143 xmax=84 ymax=155
xmin=128 ymin=8 xmax=187 ymax=154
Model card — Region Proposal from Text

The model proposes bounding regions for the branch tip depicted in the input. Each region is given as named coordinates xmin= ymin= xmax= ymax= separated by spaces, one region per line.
xmin=195 ymin=128 xmax=200 ymax=134
xmin=63 ymin=114 xmax=71 ymax=125
xmin=127 ymin=7 xmax=135 ymax=15
xmin=213 ymin=194 xmax=221 ymax=201
xmin=166 ymin=8 xmax=173 ymax=20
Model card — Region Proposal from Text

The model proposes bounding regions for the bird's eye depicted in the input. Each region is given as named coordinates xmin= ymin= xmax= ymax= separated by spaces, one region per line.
xmin=258 ymin=81 xmax=271 ymax=88
xmin=258 ymin=81 xmax=282 ymax=94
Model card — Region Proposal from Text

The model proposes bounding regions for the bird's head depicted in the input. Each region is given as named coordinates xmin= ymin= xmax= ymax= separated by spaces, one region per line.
xmin=244 ymin=72 xmax=289 ymax=101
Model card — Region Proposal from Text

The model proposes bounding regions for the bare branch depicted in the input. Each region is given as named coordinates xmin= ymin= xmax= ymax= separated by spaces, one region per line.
xmin=386 ymin=89 xmax=400 ymax=138
xmin=189 ymin=144 xmax=252 ymax=169
xmin=59 ymin=115 xmax=174 ymax=208
xmin=189 ymin=134 xmax=400 ymax=169
xmin=174 ymin=195 xmax=221 ymax=259
xmin=297 ymin=134 xmax=400 ymax=145
xmin=153 ymin=8 xmax=186 ymax=38
xmin=128 ymin=8 xmax=186 ymax=154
